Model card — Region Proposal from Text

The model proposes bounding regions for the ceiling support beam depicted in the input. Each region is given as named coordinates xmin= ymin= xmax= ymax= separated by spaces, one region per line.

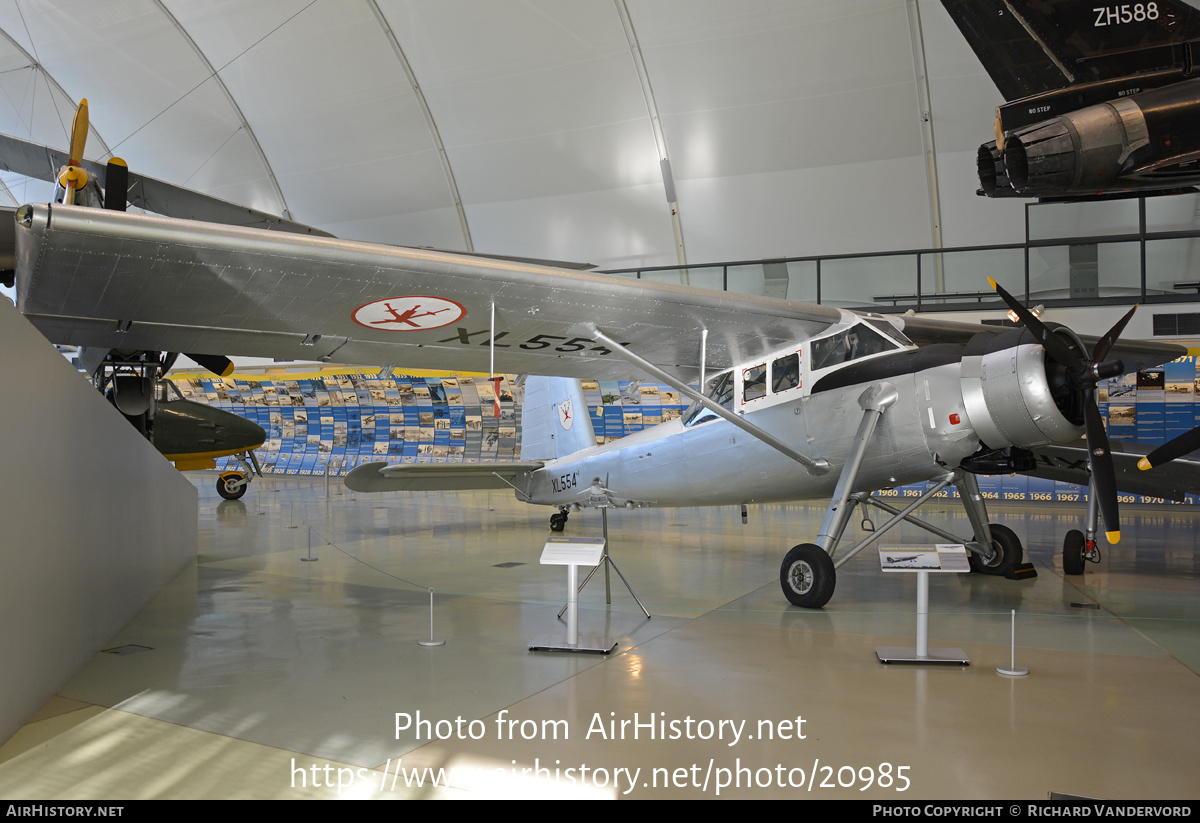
xmin=151 ymin=0 xmax=294 ymax=221
xmin=615 ymin=0 xmax=687 ymax=272
xmin=367 ymin=0 xmax=474 ymax=253
xmin=906 ymin=0 xmax=944 ymax=293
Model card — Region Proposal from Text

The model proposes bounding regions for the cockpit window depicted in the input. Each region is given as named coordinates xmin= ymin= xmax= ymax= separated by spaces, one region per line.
xmin=684 ymin=370 xmax=734 ymax=426
xmin=863 ymin=316 xmax=912 ymax=347
xmin=810 ymin=323 xmax=896 ymax=371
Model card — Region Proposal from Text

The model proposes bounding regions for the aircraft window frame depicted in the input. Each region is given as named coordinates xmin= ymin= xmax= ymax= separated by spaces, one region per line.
xmin=771 ymin=352 xmax=800 ymax=394
xmin=862 ymin=316 xmax=912 ymax=347
xmin=742 ymin=363 xmax=767 ymax=403
xmin=683 ymin=369 xmax=734 ymax=427
xmin=809 ymin=323 xmax=897 ymax=371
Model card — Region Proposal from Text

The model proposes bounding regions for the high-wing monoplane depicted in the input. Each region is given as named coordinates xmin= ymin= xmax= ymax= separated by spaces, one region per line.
xmin=2 ymin=102 xmax=1193 ymax=606
xmin=943 ymin=0 xmax=1200 ymax=199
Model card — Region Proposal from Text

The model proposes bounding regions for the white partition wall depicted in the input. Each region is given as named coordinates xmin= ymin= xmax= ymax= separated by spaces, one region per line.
xmin=0 ymin=299 xmax=197 ymax=745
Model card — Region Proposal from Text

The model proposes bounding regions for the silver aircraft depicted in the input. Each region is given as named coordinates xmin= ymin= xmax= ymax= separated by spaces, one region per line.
xmin=1 ymin=113 xmax=1195 ymax=607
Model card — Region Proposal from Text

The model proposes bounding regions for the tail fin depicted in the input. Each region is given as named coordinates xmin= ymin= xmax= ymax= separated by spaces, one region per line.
xmin=520 ymin=376 xmax=597 ymax=460
xmin=941 ymin=0 xmax=1200 ymax=101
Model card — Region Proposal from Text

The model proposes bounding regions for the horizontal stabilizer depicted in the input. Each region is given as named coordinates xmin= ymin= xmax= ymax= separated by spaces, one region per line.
xmin=345 ymin=460 xmax=541 ymax=493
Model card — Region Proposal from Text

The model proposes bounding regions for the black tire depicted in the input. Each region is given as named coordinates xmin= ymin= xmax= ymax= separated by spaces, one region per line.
xmin=968 ymin=523 xmax=1023 ymax=576
xmin=217 ymin=472 xmax=247 ymax=500
xmin=1063 ymin=529 xmax=1085 ymax=575
xmin=780 ymin=543 xmax=836 ymax=608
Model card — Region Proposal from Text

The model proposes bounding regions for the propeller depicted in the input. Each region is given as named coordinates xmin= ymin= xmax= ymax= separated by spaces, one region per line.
xmin=1138 ymin=428 xmax=1200 ymax=470
xmin=987 ymin=277 xmax=1136 ymax=544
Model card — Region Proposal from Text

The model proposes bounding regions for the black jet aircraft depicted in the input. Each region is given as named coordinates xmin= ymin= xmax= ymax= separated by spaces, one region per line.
xmin=943 ymin=0 xmax=1200 ymax=198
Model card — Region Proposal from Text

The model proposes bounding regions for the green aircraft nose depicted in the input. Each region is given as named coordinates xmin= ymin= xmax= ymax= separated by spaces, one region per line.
xmin=152 ymin=399 xmax=266 ymax=463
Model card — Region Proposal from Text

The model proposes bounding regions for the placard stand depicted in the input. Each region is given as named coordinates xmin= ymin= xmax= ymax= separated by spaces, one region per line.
xmin=529 ymin=536 xmax=617 ymax=654
xmin=556 ymin=508 xmax=650 ymax=620
xmin=875 ymin=544 xmax=970 ymax=665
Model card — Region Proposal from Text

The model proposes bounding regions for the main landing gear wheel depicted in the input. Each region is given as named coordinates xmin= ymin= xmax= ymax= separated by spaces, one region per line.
xmin=780 ymin=543 xmax=835 ymax=609
xmin=1063 ymin=529 xmax=1086 ymax=576
xmin=968 ymin=522 xmax=1023 ymax=576
xmin=217 ymin=471 xmax=248 ymax=501
xmin=549 ymin=510 xmax=568 ymax=532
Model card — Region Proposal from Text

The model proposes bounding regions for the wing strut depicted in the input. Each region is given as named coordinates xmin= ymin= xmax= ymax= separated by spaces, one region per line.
xmin=587 ymin=325 xmax=829 ymax=475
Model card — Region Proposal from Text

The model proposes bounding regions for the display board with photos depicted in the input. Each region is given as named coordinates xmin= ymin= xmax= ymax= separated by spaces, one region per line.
xmin=175 ymin=359 xmax=1200 ymax=504
xmin=173 ymin=373 xmax=688 ymax=478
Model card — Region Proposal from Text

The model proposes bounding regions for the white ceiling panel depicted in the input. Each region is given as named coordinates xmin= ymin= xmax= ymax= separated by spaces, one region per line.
xmin=466 ymin=183 xmax=678 ymax=268
xmin=169 ymin=0 xmax=457 ymax=232
xmin=631 ymin=0 xmax=921 ymax=175
xmin=0 ymin=0 xmax=1129 ymax=271
xmin=678 ymin=155 xmax=932 ymax=261
xmin=386 ymin=0 xmax=661 ymax=202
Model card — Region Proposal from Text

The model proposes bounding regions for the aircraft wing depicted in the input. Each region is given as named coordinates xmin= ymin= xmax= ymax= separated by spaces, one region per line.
xmin=345 ymin=461 xmax=541 ymax=492
xmin=1023 ymin=442 xmax=1200 ymax=501
xmin=0 ymin=132 xmax=332 ymax=237
xmin=12 ymin=203 xmax=843 ymax=382
xmin=898 ymin=314 xmax=1186 ymax=376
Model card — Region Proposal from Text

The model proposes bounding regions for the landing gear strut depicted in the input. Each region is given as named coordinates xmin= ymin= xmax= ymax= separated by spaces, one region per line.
xmin=779 ymin=382 xmax=899 ymax=608
xmin=1063 ymin=476 xmax=1102 ymax=574
xmin=776 ymin=383 xmax=1028 ymax=609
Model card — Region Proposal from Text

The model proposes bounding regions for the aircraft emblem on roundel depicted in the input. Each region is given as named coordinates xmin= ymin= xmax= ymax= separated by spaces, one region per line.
xmin=558 ymin=397 xmax=573 ymax=431
xmin=352 ymin=295 xmax=466 ymax=331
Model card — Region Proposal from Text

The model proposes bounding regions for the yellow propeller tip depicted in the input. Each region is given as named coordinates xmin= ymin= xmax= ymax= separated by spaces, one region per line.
xmin=1137 ymin=457 xmax=1152 ymax=471
xmin=1106 ymin=530 xmax=1121 ymax=544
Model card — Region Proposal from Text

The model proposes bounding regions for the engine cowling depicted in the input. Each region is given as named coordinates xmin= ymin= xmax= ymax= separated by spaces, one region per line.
xmin=979 ymin=79 xmax=1200 ymax=198
xmin=959 ymin=329 xmax=1083 ymax=450
xmin=1003 ymin=98 xmax=1147 ymax=195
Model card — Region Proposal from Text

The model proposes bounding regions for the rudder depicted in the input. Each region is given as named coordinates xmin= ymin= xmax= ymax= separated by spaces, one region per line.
xmin=520 ymin=376 xmax=597 ymax=460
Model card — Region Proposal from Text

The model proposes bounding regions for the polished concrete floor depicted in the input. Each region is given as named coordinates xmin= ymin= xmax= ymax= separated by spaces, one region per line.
xmin=1 ymin=475 xmax=1198 ymax=799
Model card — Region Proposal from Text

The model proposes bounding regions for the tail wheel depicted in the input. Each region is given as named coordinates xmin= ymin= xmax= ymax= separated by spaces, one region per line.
xmin=1063 ymin=529 xmax=1085 ymax=575
xmin=780 ymin=543 xmax=836 ymax=609
xmin=969 ymin=523 xmax=1023 ymax=576
xmin=217 ymin=471 xmax=247 ymax=500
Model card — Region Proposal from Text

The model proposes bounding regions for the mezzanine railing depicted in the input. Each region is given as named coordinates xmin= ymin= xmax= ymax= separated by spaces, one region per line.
xmin=602 ymin=192 xmax=1200 ymax=318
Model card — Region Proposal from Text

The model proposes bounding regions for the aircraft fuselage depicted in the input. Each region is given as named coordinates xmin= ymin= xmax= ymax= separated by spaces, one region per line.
xmin=517 ymin=319 xmax=1075 ymax=510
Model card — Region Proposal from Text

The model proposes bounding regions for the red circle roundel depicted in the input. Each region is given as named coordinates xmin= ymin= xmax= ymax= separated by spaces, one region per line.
xmin=352 ymin=295 xmax=466 ymax=332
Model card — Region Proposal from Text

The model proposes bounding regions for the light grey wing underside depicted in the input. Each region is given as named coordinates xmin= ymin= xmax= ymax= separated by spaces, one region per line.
xmin=14 ymin=204 xmax=843 ymax=382
xmin=1024 ymin=443 xmax=1200 ymax=500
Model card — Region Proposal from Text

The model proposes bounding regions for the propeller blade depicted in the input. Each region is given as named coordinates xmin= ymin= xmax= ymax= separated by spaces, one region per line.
xmin=59 ymin=99 xmax=91 ymax=206
xmin=1139 ymin=426 xmax=1200 ymax=470
xmin=1083 ymin=392 xmax=1120 ymax=544
xmin=68 ymin=98 xmax=88 ymax=166
xmin=186 ymin=353 xmax=234 ymax=377
xmin=986 ymin=277 xmax=1078 ymax=368
xmin=1091 ymin=304 xmax=1138 ymax=364
xmin=104 ymin=158 xmax=129 ymax=211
